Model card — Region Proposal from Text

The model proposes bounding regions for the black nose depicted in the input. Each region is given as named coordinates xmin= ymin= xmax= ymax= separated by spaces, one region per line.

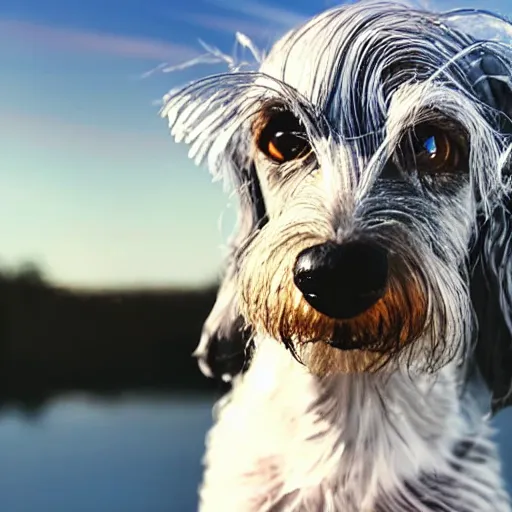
xmin=293 ymin=241 xmax=388 ymax=319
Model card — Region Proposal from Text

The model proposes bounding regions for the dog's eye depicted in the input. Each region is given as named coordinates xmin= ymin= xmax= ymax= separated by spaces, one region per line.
xmin=400 ymin=124 xmax=467 ymax=174
xmin=257 ymin=111 xmax=310 ymax=163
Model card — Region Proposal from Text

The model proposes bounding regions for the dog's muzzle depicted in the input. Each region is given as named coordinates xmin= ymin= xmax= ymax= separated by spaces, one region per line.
xmin=293 ymin=240 xmax=389 ymax=319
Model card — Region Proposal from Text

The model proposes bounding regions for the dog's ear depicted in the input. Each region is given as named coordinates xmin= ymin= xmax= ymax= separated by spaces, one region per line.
xmin=161 ymin=79 xmax=268 ymax=381
xmin=468 ymin=49 xmax=512 ymax=413
xmin=471 ymin=196 xmax=512 ymax=413
xmin=195 ymin=164 xmax=267 ymax=382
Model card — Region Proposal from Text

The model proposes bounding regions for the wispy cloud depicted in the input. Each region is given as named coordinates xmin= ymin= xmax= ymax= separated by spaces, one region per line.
xmin=175 ymin=0 xmax=308 ymax=40
xmin=207 ymin=0 xmax=309 ymax=28
xmin=172 ymin=12 xmax=282 ymax=40
xmin=0 ymin=19 xmax=198 ymax=62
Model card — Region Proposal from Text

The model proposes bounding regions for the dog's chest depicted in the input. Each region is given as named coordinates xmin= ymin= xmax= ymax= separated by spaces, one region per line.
xmin=198 ymin=339 xmax=508 ymax=512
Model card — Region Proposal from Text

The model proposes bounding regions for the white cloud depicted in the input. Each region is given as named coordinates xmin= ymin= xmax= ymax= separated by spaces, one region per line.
xmin=171 ymin=12 xmax=284 ymax=41
xmin=206 ymin=0 xmax=308 ymax=29
xmin=174 ymin=0 xmax=309 ymax=43
xmin=0 ymin=18 xmax=198 ymax=63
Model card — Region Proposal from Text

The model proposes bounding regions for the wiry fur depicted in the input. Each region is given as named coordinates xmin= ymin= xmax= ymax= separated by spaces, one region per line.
xmin=162 ymin=1 xmax=512 ymax=510
xmin=200 ymin=340 xmax=508 ymax=511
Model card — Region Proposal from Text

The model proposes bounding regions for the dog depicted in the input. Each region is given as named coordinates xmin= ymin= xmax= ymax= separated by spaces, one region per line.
xmin=162 ymin=1 xmax=512 ymax=510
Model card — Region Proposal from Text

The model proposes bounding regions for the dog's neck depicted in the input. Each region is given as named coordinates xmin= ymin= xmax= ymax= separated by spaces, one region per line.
xmin=199 ymin=336 xmax=509 ymax=511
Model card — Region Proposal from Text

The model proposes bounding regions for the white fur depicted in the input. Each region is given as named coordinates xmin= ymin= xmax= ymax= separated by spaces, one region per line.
xmin=199 ymin=337 xmax=509 ymax=511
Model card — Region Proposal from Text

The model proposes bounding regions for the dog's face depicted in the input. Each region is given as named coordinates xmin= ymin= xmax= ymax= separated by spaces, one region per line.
xmin=163 ymin=1 xmax=512 ymax=406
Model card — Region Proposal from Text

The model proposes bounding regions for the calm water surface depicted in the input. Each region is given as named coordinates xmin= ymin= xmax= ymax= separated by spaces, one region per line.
xmin=1 ymin=395 xmax=511 ymax=512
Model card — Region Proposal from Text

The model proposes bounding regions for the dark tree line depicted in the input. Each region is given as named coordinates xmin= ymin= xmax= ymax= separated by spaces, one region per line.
xmin=0 ymin=265 xmax=222 ymax=409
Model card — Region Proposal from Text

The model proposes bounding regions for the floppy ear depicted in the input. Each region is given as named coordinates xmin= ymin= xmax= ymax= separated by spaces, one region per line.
xmin=468 ymin=49 xmax=512 ymax=413
xmin=471 ymin=196 xmax=512 ymax=413
xmin=161 ymin=74 xmax=268 ymax=381
xmin=194 ymin=163 xmax=267 ymax=382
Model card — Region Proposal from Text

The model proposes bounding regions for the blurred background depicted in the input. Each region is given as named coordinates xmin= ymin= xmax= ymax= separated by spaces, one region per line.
xmin=2 ymin=0 xmax=512 ymax=510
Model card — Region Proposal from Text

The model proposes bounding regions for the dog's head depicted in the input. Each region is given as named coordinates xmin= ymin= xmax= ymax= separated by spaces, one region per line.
xmin=163 ymin=1 xmax=512 ymax=410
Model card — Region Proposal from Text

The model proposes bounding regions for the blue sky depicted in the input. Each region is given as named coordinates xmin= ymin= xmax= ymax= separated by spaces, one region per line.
xmin=1 ymin=0 xmax=511 ymax=288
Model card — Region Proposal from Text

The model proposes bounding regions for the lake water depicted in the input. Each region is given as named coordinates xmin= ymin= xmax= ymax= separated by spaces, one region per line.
xmin=1 ymin=395 xmax=511 ymax=512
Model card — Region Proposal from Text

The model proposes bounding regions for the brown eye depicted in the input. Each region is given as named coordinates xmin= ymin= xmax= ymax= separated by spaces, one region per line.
xmin=400 ymin=123 xmax=468 ymax=174
xmin=257 ymin=110 xmax=310 ymax=163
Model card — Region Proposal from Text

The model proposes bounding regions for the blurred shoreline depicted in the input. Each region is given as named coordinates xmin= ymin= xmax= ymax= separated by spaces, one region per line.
xmin=0 ymin=265 xmax=222 ymax=411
